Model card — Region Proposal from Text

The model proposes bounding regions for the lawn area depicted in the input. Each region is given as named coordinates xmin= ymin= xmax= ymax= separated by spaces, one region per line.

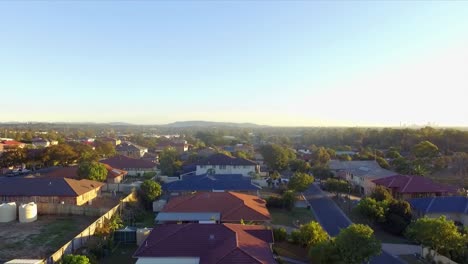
xmin=0 ymin=215 xmax=95 ymax=262
xmin=270 ymin=208 xmax=316 ymax=227
xmin=134 ymin=210 xmax=155 ymax=228
xmin=101 ymin=244 xmax=138 ymax=264
xmin=273 ymin=242 xmax=309 ymax=262
xmin=259 ymin=187 xmax=282 ymax=199
xmin=332 ymin=197 xmax=411 ymax=244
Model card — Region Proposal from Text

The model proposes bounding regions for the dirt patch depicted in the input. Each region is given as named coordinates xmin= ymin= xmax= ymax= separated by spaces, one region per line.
xmin=0 ymin=215 xmax=96 ymax=262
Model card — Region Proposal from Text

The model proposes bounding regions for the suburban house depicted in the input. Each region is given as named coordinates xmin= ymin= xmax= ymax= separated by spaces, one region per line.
xmin=31 ymin=137 xmax=56 ymax=148
xmin=197 ymin=147 xmax=217 ymax=158
xmin=133 ymin=223 xmax=275 ymax=264
xmin=101 ymin=155 xmax=157 ymax=176
xmin=0 ymin=139 xmax=26 ymax=152
xmin=142 ymin=152 xmax=159 ymax=163
xmin=157 ymin=192 xmax=270 ymax=224
xmin=223 ymin=144 xmax=254 ymax=154
xmin=409 ymin=196 xmax=468 ymax=226
xmin=116 ymin=142 xmax=148 ymax=158
xmin=372 ymin=174 xmax=458 ymax=199
xmin=98 ymin=136 xmax=122 ymax=146
xmin=329 ymin=160 xmax=397 ymax=195
xmin=155 ymin=139 xmax=189 ymax=153
xmin=0 ymin=177 xmax=104 ymax=206
xmin=162 ymin=174 xmax=261 ymax=195
xmin=41 ymin=164 xmax=127 ymax=183
xmin=196 ymin=153 xmax=259 ymax=177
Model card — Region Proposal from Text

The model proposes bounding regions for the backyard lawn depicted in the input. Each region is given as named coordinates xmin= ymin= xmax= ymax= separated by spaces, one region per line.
xmin=101 ymin=244 xmax=138 ymax=264
xmin=270 ymin=208 xmax=315 ymax=227
xmin=273 ymin=242 xmax=309 ymax=262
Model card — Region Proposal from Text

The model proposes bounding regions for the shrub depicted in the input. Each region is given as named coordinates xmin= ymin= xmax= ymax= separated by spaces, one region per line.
xmin=273 ymin=227 xmax=288 ymax=242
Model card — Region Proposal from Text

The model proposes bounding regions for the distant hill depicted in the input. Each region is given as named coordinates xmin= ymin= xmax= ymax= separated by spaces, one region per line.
xmin=163 ymin=121 xmax=268 ymax=128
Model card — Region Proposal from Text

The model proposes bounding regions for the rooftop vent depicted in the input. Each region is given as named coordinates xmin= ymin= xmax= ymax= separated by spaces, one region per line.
xmin=209 ymin=234 xmax=215 ymax=240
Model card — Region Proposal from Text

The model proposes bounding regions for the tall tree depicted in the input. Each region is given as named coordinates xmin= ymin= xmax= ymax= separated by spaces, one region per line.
xmin=77 ymin=161 xmax=108 ymax=182
xmin=382 ymin=199 xmax=412 ymax=235
xmin=139 ymin=180 xmax=162 ymax=202
xmin=0 ymin=148 xmax=26 ymax=167
xmin=159 ymin=147 xmax=181 ymax=176
xmin=311 ymin=147 xmax=331 ymax=166
xmin=412 ymin=140 xmax=439 ymax=159
xmin=405 ymin=216 xmax=467 ymax=259
xmin=42 ymin=144 xmax=77 ymax=166
xmin=288 ymin=172 xmax=314 ymax=192
xmin=292 ymin=221 xmax=329 ymax=248
xmin=95 ymin=141 xmax=116 ymax=157
xmin=334 ymin=224 xmax=382 ymax=264
xmin=370 ymin=185 xmax=392 ymax=202
xmin=259 ymin=144 xmax=295 ymax=171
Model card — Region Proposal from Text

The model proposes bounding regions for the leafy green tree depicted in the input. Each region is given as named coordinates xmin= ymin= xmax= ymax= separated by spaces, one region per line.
xmin=385 ymin=150 xmax=402 ymax=159
xmin=405 ymin=216 xmax=467 ymax=259
xmin=337 ymin=154 xmax=352 ymax=161
xmin=62 ymin=254 xmax=90 ymax=264
xmin=309 ymin=239 xmax=342 ymax=264
xmin=95 ymin=141 xmax=116 ymax=157
xmin=270 ymin=170 xmax=281 ymax=180
xmin=382 ymin=199 xmax=412 ymax=235
xmin=259 ymin=144 xmax=295 ymax=171
xmin=288 ymin=172 xmax=314 ymax=192
xmin=139 ymin=180 xmax=162 ymax=202
xmin=311 ymin=166 xmax=333 ymax=179
xmin=334 ymin=224 xmax=381 ymax=264
xmin=293 ymin=221 xmax=329 ymax=248
xmin=391 ymin=157 xmax=412 ymax=174
xmin=281 ymin=190 xmax=297 ymax=210
xmin=159 ymin=147 xmax=181 ymax=176
xmin=0 ymin=148 xmax=26 ymax=167
xmin=77 ymin=161 xmax=108 ymax=182
xmin=289 ymin=159 xmax=311 ymax=173
xmin=42 ymin=144 xmax=77 ymax=166
xmin=370 ymin=185 xmax=392 ymax=202
xmin=311 ymin=147 xmax=331 ymax=166
xmin=273 ymin=227 xmax=287 ymax=242
xmin=412 ymin=140 xmax=439 ymax=159
xmin=376 ymin=157 xmax=390 ymax=169
xmin=355 ymin=197 xmax=387 ymax=223
xmin=412 ymin=164 xmax=429 ymax=176
xmin=323 ymin=178 xmax=350 ymax=196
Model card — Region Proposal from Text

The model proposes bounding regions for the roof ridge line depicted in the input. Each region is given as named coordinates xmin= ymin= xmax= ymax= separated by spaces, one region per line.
xmin=425 ymin=197 xmax=436 ymax=214
xmin=401 ymin=175 xmax=413 ymax=193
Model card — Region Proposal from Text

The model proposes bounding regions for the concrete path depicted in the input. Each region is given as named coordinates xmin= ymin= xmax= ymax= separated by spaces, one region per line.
xmin=303 ymin=183 xmax=405 ymax=264
xmin=382 ymin=243 xmax=422 ymax=256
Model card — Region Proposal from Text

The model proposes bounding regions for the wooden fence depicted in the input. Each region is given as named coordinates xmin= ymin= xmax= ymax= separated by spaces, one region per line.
xmin=46 ymin=192 xmax=137 ymax=264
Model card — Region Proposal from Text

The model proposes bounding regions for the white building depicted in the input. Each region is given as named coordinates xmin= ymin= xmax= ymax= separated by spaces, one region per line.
xmin=195 ymin=153 xmax=259 ymax=177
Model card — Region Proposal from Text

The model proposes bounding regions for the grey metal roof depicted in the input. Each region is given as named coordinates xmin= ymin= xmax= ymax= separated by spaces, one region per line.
xmin=156 ymin=212 xmax=220 ymax=222
xmin=329 ymin=160 xmax=397 ymax=179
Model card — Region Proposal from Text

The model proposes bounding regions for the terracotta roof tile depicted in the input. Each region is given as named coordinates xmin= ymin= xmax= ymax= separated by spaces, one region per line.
xmin=101 ymin=155 xmax=156 ymax=169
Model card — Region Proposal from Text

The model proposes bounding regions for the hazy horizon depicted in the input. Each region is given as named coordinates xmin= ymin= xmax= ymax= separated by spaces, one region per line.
xmin=1 ymin=2 xmax=468 ymax=127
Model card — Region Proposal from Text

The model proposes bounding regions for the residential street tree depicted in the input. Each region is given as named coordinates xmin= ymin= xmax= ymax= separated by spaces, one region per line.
xmin=405 ymin=216 xmax=467 ymax=260
xmin=159 ymin=147 xmax=181 ymax=176
xmin=289 ymin=159 xmax=311 ymax=173
xmin=42 ymin=144 xmax=77 ymax=166
xmin=323 ymin=178 xmax=351 ymax=196
xmin=412 ymin=140 xmax=439 ymax=159
xmin=311 ymin=147 xmax=331 ymax=166
xmin=77 ymin=161 xmax=108 ymax=182
xmin=370 ymin=185 xmax=392 ymax=202
xmin=291 ymin=221 xmax=329 ymax=248
xmin=259 ymin=144 xmax=295 ymax=171
xmin=334 ymin=224 xmax=382 ymax=264
xmin=0 ymin=148 xmax=26 ymax=167
xmin=95 ymin=140 xmax=116 ymax=157
xmin=309 ymin=239 xmax=341 ymax=264
xmin=382 ymin=199 xmax=412 ymax=235
xmin=355 ymin=197 xmax=387 ymax=223
xmin=288 ymin=172 xmax=314 ymax=192
xmin=139 ymin=180 xmax=162 ymax=203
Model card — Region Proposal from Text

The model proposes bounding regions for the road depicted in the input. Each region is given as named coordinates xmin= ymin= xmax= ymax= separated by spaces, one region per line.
xmin=303 ymin=183 xmax=405 ymax=264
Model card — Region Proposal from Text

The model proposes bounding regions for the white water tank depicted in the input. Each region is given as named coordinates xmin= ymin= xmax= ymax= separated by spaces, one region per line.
xmin=136 ymin=228 xmax=152 ymax=246
xmin=0 ymin=202 xmax=17 ymax=222
xmin=19 ymin=202 xmax=37 ymax=223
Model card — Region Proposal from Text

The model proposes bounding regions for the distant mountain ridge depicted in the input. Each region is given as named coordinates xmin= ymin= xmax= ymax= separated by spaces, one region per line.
xmin=163 ymin=121 xmax=268 ymax=128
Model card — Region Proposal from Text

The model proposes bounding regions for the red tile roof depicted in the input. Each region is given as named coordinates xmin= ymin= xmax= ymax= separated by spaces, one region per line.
xmin=101 ymin=155 xmax=156 ymax=169
xmin=133 ymin=223 xmax=275 ymax=264
xmin=1 ymin=140 xmax=24 ymax=146
xmin=373 ymin=174 xmax=458 ymax=194
xmin=162 ymin=192 xmax=271 ymax=222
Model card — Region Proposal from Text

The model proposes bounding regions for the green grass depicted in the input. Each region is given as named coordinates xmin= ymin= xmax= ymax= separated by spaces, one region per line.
xmin=270 ymin=208 xmax=316 ymax=227
xmin=273 ymin=242 xmax=309 ymax=262
xmin=134 ymin=211 xmax=155 ymax=228
xmin=27 ymin=218 xmax=80 ymax=249
xmin=101 ymin=244 xmax=138 ymax=264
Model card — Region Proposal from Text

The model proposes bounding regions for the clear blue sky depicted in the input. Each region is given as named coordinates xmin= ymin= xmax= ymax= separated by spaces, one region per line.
xmin=1 ymin=1 xmax=467 ymax=126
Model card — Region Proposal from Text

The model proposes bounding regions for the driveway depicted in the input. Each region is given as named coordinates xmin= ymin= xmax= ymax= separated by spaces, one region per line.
xmin=303 ymin=183 xmax=405 ymax=264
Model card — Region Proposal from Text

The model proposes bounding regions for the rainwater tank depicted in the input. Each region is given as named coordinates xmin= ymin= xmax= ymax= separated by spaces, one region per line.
xmin=19 ymin=202 xmax=37 ymax=223
xmin=136 ymin=228 xmax=152 ymax=246
xmin=0 ymin=202 xmax=17 ymax=222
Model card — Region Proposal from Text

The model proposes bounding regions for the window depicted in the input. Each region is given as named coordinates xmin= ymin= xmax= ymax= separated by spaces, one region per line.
xmin=219 ymin=165 xmax=226 ymax=169
xmin=243 ymin=166 xmax=248 ymax=169
xmin=200 ymin=165 xmax=206 ymax=169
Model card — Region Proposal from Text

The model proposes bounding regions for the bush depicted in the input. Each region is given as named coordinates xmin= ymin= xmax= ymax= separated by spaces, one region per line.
xmin=273 ymin=227 xmax=288 ymax=242
xmin=290 ymin=229 xmax=302 ymax=245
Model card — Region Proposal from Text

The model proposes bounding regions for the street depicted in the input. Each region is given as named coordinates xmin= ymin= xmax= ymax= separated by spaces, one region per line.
xmin=304 ymin=184 xmax=405 ymax=264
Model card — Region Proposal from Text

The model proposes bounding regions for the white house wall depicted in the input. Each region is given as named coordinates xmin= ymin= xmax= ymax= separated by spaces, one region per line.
xmin=196 ymin=165 xmax=256 ymax=176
